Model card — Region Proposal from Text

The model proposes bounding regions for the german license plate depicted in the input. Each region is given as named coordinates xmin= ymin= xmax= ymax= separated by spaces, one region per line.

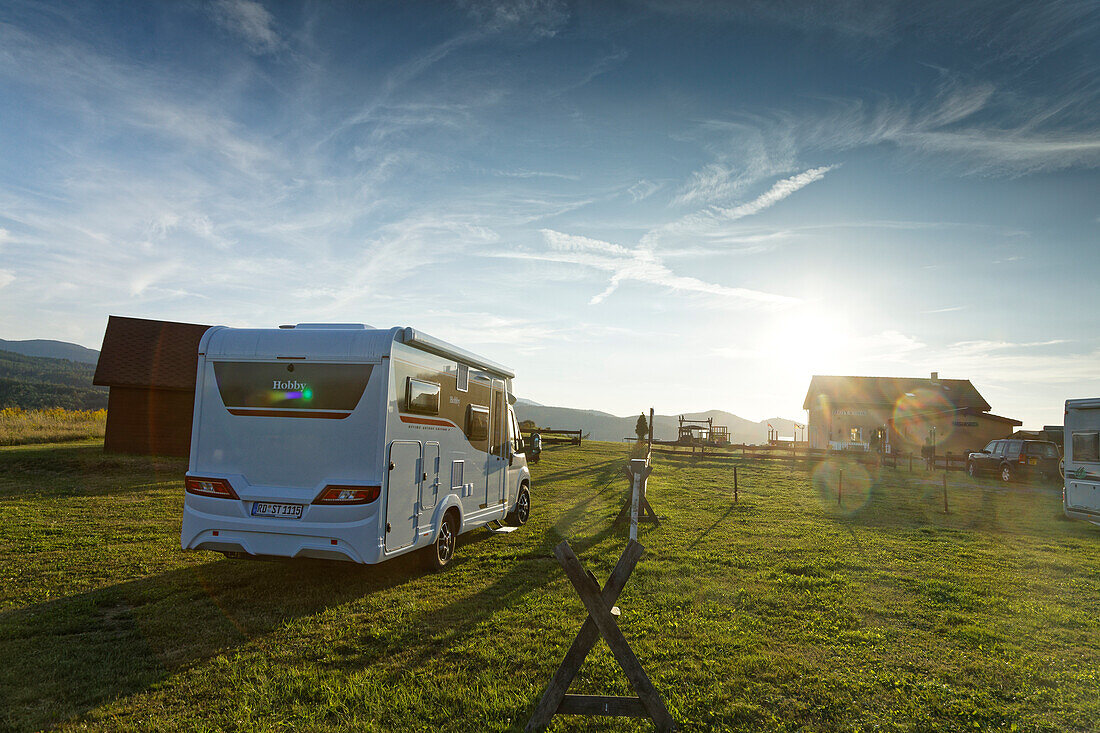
xmin=251 ymin=502 xmax=304 ymax=519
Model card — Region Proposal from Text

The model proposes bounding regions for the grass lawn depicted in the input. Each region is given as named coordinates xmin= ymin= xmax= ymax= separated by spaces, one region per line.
xmin=1 ymin=440 xmax=1098 ymax=732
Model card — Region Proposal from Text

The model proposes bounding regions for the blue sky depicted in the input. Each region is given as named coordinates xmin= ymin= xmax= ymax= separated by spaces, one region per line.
xmin=1 ymin=0 xmax=1098 ymax=427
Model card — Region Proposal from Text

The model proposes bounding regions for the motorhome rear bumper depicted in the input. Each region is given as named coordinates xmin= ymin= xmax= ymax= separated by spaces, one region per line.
xmin=181 ymin=500 xmax=384 ymax=563
xmin=1064 ymin=506 xmax=1100 ymax=527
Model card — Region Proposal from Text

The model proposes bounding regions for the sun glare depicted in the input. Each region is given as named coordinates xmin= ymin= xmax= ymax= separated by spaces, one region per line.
xmin=770 ymin=311 xmax=856 ymax=373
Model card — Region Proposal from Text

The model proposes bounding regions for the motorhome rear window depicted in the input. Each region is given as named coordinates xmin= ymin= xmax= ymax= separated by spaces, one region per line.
xmin=1073 ymin=432 xmax=1100 ymax=462
xmin=213 ymin=362 xmax=371 ymax=416
xmin=466 ymin=405 xmax=489 ymax=441
xmin=405 ymin=378 xmax=441 ymax=415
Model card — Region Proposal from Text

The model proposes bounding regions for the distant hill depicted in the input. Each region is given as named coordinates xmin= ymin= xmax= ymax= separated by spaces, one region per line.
xmin=0 ymin=349 xmax=107 ymax=410
xmin=514 ymin=399 xmax=802 ymax=444
xmin=0 ymin=338 xmax=99 ymax=364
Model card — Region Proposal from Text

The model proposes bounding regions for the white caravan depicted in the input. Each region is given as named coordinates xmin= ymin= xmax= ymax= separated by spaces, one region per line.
xmin=1064 ymin=398 xmax=1100 ymax=527
xmin=181 ymin=324 xmax=532 ymax=568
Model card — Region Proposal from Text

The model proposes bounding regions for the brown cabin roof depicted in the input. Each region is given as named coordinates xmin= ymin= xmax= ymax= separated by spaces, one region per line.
xmin=802 ymin=375 xmax=991 ymax=412
xmin=93 ymin=316 xmax=212 ymax=391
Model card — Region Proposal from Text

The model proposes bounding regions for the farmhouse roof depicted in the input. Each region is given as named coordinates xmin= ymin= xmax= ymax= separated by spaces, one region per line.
xmin=802 ymin=375 xmax=991 ymax=412
xmin=982 ymin=413 xmax=1023 ymax=426
xmin=93 ymin=315 xmax=212 ymax=391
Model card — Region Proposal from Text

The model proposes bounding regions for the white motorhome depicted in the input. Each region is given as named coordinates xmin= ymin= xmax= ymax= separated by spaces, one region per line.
xmin=1064 ymin=398 xmax=1100 ymax=527
xmin=181 ymin=323 xmax=531 ymax=568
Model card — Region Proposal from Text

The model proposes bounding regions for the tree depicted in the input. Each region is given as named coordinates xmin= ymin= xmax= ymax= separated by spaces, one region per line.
xmin=635 ymin=413 xmax=648 ymax=441
xmin=519 ymin=419 xmax=537 ymax=431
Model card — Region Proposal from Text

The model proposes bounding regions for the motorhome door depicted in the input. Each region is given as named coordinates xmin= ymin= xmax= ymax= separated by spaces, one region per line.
xmin=421 ymin=441 xmax=440 ymax=518
xmin=485 ymin=379 xmax=508 ymax=509
xmin=1066 ymin=404 xmax=1100 ymax=522
xmin=386 ymin=441 xmax=421 ymax=552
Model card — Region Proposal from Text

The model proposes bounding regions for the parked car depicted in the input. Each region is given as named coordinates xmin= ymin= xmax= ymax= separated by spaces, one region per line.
xmin=967 ymin=439 xmax=1061 ymax=483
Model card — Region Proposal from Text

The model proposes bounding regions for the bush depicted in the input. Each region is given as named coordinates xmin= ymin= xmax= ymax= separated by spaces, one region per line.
xmin=0 ymin=406 xmax=107 ymax=446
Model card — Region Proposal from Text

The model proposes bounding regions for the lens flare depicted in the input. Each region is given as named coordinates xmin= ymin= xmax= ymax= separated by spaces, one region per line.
xmin=892 ymin=388 xmax=955 ymax=448
xmin=812 ymin=458 xmax=876 ymax=515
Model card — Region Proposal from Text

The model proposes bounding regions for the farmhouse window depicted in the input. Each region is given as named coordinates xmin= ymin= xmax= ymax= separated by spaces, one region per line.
xmin=406 ymin=377 xmax=441 ymax=415
xmin=1073 ymin=432 xmax=1100 ymax=463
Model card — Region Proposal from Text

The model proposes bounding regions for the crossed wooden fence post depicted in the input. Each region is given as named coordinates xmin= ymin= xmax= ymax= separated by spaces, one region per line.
xmin=626 ymin=457 xmax=659 ymax=540
xmin=525 ymin=539 xmax=676 ymax=732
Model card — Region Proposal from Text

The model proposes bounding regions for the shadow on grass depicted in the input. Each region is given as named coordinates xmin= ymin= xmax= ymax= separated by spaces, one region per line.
xmin=0 ymin=550 xmax=455 ymax=732
xmin=0 ymin=448 xmax=634 ymax=732
xmin=0 ymin=443 xmax=186 ymax=498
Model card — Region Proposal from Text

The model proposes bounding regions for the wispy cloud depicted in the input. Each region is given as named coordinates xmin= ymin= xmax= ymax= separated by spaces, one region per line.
xmin=460 ymin=0 xmax=570 ymax=38
xmin=646 ymin=166 xmax=837 ymax=248
xmin=627 ymin=179 xmax=661 ymax=202
xmin=491 ymin=168 xmax=580 ymax=181
xmin=211 ymin=0 xmax=281 ymax=54
xmin=490 ymin=229 xmax=800 ymax=307
xmin=714 ymin=166 xmax=836 ymax=220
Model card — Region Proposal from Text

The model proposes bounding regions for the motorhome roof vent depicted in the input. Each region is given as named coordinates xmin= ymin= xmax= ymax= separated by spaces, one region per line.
xmin=292 ymin=323 xmax=371 ymax=330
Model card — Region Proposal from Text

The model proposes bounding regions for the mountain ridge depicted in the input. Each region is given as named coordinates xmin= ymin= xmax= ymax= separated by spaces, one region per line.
xmin=0 ymin=349 xmax=107 ymax=410
xmin=513 ymin=399 xmax=801 ymax=444
xmin=0 ymin=338 xmax=99 ymax=364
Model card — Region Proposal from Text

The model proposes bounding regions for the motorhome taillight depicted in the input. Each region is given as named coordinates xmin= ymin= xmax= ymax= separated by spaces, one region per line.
xmin=185 ymin=477 xmax=239 ymax=499
xmin=313 ymin=485 xmax=381 ymax=505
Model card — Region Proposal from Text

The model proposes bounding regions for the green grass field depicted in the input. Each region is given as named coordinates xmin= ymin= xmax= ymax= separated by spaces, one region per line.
xmin=1 ymin=440 xmax=1098 ymax=732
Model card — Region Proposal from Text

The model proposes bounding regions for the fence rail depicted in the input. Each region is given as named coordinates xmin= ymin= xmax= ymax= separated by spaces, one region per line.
xmin=523 ymin=428 xmax=582 ymax=446
xmin=651 ymin=442 xmax=974 ymax=471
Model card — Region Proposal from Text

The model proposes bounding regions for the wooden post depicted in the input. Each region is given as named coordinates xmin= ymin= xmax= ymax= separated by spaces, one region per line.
xmin=943 ymin=470 xmax=949 ymax=513
xmin=908 ymin=453 xmax=913 ymax=473
xmin=626 ymin=458 xmax=657 ymax=542
xmin=629 ymin=459 xmax=643 ymax=542
xmin=734 ymin=465 xmax=738 ymax=503
xmin=525 ymin=541 xmax=675 ymax=732
xmin=838 ymin=469 xmax=843 ymax=505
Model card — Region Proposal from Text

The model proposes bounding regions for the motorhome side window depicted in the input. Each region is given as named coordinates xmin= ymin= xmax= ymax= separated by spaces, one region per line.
xmin=466 ymin=405 xmax=489 ymax=441
xmin=456 ymin=364 xmax=469 ymax=392
xmin=1073 ymin=432 xmax=1100 ymax=462
xmin=405 ymin=377 xmax=440 ymax=415
xmin=509 ymin=409 xmax=523 ymax=452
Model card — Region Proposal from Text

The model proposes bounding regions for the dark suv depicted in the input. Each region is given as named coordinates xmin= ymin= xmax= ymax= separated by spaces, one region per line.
xmin=967 ymin=439 xmax=1061 ymax=483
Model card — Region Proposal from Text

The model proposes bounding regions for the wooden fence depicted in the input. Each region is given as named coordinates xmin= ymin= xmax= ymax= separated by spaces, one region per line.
xmin=524 ymin=428 xmax=582 ymax=446
xmin=651 ymin=442 xmax=974 ymax=471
